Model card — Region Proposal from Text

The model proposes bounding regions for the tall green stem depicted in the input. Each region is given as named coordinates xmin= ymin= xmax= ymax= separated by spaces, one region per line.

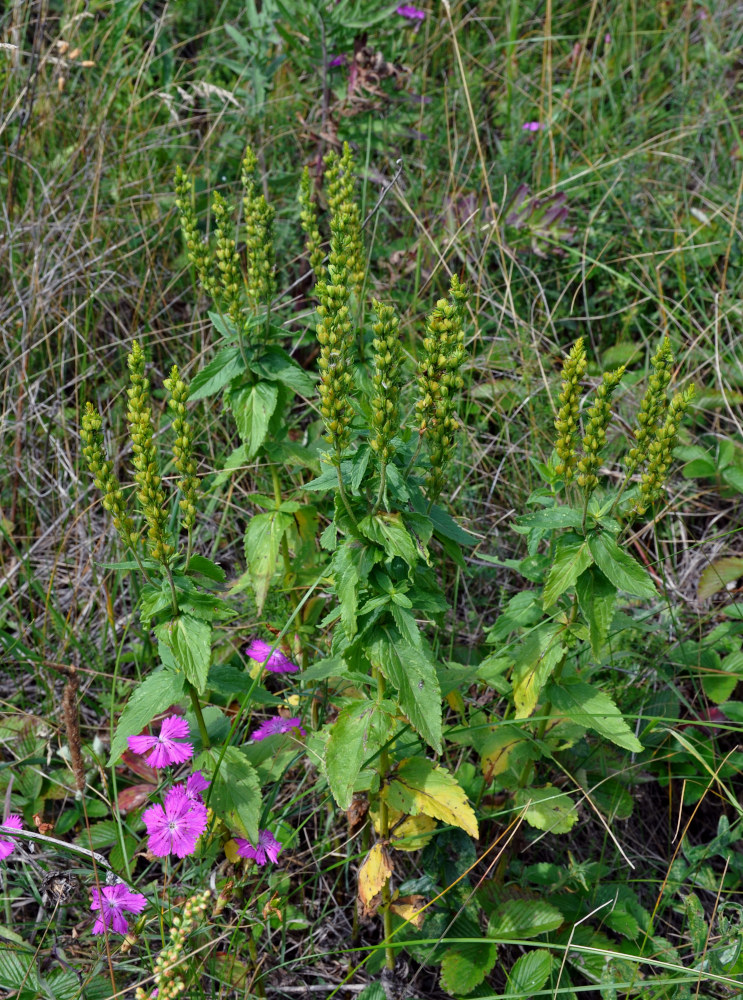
xmin=373 ymin=665 xmax=395 ymax=971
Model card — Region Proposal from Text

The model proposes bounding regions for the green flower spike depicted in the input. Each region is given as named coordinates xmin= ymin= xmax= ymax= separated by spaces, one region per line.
xmin=174 ymin=166 xmax=218 ymax=299
xmin=325 ymin=143 xmax=365 ymax=300
xmin=415 ymin=276 xmax=468 ymax=502
xmin=242 ymin=147 xmax=277 ymax=311
xmin=316 ymin=210 xmax=356 ymax=463
xmin=127 ymin=341 xmax=174 ymax=566
xmin=575 ymin=365 xmax=625 ymax=496
xmin=81 ymin=402 xmax=136 ymax=549
xmin=626 ymin=337 xmax=674 ymax=474
xmin=164 ymin=365 xmax=199 ymax=540
xmin=370 ymin=300 xmax=403 ymax=465
xmin=554 ymin=338 xmax=587 ymax=483
xmin=211 ymin=191 xmax=243 ymax=325
xmin=636 ymin=384 xmax=695 ymax=515
xmin=299 ymin=165 xmax=325 ymax=281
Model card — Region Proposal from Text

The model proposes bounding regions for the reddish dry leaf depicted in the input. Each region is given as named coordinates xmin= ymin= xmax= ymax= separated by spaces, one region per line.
xmin=119 ymin=750 xmax=158 ymax=783
xmin=117 ymin=783 xmax=157 ymax=814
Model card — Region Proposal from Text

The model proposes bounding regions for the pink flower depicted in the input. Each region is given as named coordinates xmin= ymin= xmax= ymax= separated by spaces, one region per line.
xmin=246 ymin=638 xmax=299 ymax=674
xmin=128 ymin=715 xmax=193 ymax=768
xmin=90 ymin=883 xmax=147 ymax=935
xmin=396 ymin=4 xmax=426 ymax=19
xmin=522 ymin=121 xmax=542 ymax=132
xmin=0 ymin=815 xmax=22 ymax=861
xmin=235 ymin=829 xmax=282 ymax=866
xmin=142 ymin=786 xmax=207 ymax=858
xmin=184 ymin=771 xmax=209 ymax=803
xmin=328 ymin=54 xmax=347 ymax=68
xmin=250 ymin=716 xmax=306 ymax=742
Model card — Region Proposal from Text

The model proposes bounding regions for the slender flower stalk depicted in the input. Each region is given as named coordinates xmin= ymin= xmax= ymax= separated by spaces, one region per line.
xmin=554 ymin=338 xmax=587 ymax=483
xmin=370 ymin=300 xmax=404 ymax=509
xmin=626 ymin=337 xmax=674 ymax=474
xmin=414 ymin=275 xmax=468 ymax=502
xmin=635 ymin=385 xmax=695 ymax=515
xmin=81 ymin=403 xmax=137 ymax=551
xmin=325 ymin=144 xmax=364 ymax=300
xmin=164 ymin=365 xmax=199 ymax=560
xmin=575 ymin=365 xmax=625 ymax=498
xmin=127 ymin=341 xmax=174 ymax=567
xmin=299 ymin=165 xmax=325 ymax=280
xmin=174 ymin=166 xmax=218 ymax=298
xmin=242 ymin=146 xmax=277 ymax=311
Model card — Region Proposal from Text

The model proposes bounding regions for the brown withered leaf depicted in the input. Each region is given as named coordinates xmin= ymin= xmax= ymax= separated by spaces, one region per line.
xmin=390 ymin=895 xmax=427 ymax=929
xmin=117 ymin=783 xmax=157 ymax=815
xmin=347 ymin=794 xmax=369 ymax=834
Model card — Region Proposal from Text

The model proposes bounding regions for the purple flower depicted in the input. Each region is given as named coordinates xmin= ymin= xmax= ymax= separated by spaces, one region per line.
xmin=184 ymin=771 xmax=210 ymax=803
xmin=128 ymin=715 xmax=193 ymax=769
xmin=396 ymin=4 xmax=426 ymax=19
xmin=142 ymin=786 xmax=207 ymax=858
xmin=522 ymin=121 xmax=542 ymax=132
xmin=235 ymin=829 xmax=282 ymax=866
xmin=90 ymin=883 xmax=147 ymax=935
xmin=246 ymin=638 xmax=299 ymax=674
xmin=328 ymin=53 xmax=347 ymax=67
xmin=250 ymin=716 xmax=306 ymax=742
xmin=0 ymin=815 xmax=22 ymax=861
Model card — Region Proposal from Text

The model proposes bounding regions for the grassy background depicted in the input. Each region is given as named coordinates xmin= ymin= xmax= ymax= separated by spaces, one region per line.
xmin=1 ymin=0 xmax=743 ymax=997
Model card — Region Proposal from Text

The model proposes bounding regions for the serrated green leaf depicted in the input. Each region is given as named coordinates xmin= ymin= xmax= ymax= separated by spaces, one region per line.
xmin=358 ymin=512 xmax=418 ymax=566
xmin=189 ymin=346 xmax=245 ymax=400
xmin=244 ymin=510 xmax=293 ymax=613
xmin=156 ymin=614 xmax=212 ymax=693
xmin=198 ymin=746 xmax=261 ymax=843
xmin=588 ymin=531 xmax=656 ymax=600
xmin=517 ymin=507 xmax=584 ymax=531
xmin=0 ymin=947 xmax=40 ymax=993
xmin=252 ymin=345 xmax=315 ymax=395
xmin=576 ymin=566 xmax=617 ymax=657
xmin=391 ymin=603 xmax=422 ymax=647
xmin=332 ymin=541 xmax=362 ymax=639
xmin=229 ymin=380 xmax=279 ymax=456
xmin=74 ymin=820 xmax=119 ymax=850
xmin=543 ymin=533 xmax=594 ymax=608
xmin=186 ymin=554 xmax=226 ymax=583
xmin=139 ymin=581 xmax=172 ymax=622
xmin=385 ymin=757 xmax=478 ymax=838
xmin=722 ymin=465 xmax=743 ymax=493
xmin=488 ymin=898 xmax=563 ymax=939
xmin=46 ymin=969 xmax=83 ymax=1000
xmin=107 ymin=670 xmax=186 ymax=766
xmin=515 ymin=786 xmax=577 ymax=834
xmin=512 ymin=623 xmax=565 ymax=719
xmin=371 ymin=634 xmax=442 ymax=753
xmin=507 ymin=950 xmax=553 ymax=995
xmin=325 ymin=699 xmax=393 ymax=809
xmin=545 ymin=678 xmax=643 ymax=752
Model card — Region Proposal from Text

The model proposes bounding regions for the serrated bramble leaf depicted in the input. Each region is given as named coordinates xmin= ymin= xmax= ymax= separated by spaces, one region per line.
xmin=515 ymin=786 xmax=577 ymax=834
xmin=488 ymin=898 xmax=563 ymax=939
xmin=576 ymin=566 xmax=617 ymax=657
xmin=325 ymin=700 xmax=393 ymax=809
xmin=371 ymin=634 xmax=442 ymax=752
xmin=385 ymin=757 xmax=478 ymax=838
xmin=197 ymin=746 xmax=261 ymax=844
xmin=507 ymin=950 xmax=553 ymax=995
xmin=545 ymin=678 xmax=643 ymax=752
xmin=543 ymin=533 xmax=593 ymax=608
xmin=588 ymin=531 xmax=656 ymax=600
xmin=439 ymin=912 xmax=497 ymax=995
xmin=107 ymin=670 xmax=186 ymax=766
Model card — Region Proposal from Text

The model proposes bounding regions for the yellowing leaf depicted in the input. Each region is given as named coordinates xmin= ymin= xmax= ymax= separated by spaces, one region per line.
xmin=370 ymin=804 xmax=437 ymax=851
xmin=224 ymin=838 xmax=242 ymax=864
xmin=512 ymin=623 xmax=565 ymax=719
xmin=358 ymin=843 xmax=393 ymax=917
xmin=390 ymin=895 xmax=427 ymax=929
xmin=480 ymin=728 xmax=527 ymax=783
xmin=515 ymin=786 xmax=577 ymax=834
xmin=385 ymin=758 xmax=478 ymax=839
